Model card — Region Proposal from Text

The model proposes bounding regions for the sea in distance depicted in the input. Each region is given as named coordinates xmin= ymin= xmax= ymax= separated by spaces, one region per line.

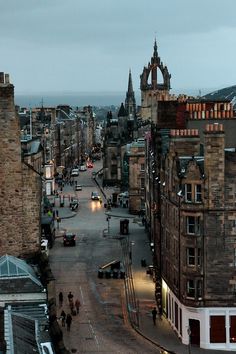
xmin=15 ymin=88 xmax=213 ymax=108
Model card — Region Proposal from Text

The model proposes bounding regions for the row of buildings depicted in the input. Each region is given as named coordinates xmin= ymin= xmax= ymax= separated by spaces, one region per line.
xmin=2 ymin=37 xmax=236 ymax=351
xmin=102 ymin=41 xmax=236 ymax=350
xmin=0 ymin=72 xmax=103 ymax=352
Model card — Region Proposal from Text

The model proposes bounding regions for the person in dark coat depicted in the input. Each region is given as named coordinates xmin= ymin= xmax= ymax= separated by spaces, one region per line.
xmin=66 ymin=313 xmax=72 ymax=331
xmin=68 ymin=291 xmax=74 ymax=303
xmin=60 ymin=310 xmax=66 ymax=327
xmin=59 ymin=292 xmax=63 ymax=307
xmin=152 ymin=307 xmax=158 ymax=325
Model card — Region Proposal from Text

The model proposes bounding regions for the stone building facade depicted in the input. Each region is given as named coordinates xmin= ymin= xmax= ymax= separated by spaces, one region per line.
xmin=126 ymin=139 xmax=145 ymax=214
xmin=152 ymin=125 xmax=236 ymax=350
xmin=0 ymin=72 xmax=41 ymax=258
xmin=103 ymin=71 xmax=137 ymax=187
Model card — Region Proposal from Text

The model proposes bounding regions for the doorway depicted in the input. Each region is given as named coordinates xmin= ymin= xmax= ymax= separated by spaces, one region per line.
xmin=189 ymin=319 xmax=200 ymax=346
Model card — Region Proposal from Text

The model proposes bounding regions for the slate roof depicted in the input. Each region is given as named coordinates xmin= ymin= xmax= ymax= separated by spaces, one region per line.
xmin=6 ymin=304 xmax=52 ymax=354
xmin=0 ymin=255 xmax=43 ymax=293
xmin=178 ymin=156 xmax=204 ymax=178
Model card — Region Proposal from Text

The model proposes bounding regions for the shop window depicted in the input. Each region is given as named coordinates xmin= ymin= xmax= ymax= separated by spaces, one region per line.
xmin=230 ymin=316 xmax=236 ymax=343
xmin=210 ymin=316 xmax=226 ymax=343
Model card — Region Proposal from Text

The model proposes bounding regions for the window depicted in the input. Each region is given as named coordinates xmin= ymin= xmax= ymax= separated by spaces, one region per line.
xmin=185 ymin=184 xmax=192 ymax=202
xmin=187 ymin=280 xmax=195 ymax=297
xmin=187 ymin=248 xmax=195 ymax=266
xmin=195 ymin=185 xmax=202 ymax=202
xmin=197 ymin=280 xmax=202 ymax=298
xmin=230 ymin=316 xmax=236 ymax=343
xmin=197 ymin=248 xmax=201 ymax=266
xmin=140 ymin=178 xmax=145 ymax=189
xmin=140 ymin=163 xmax=145 ymax=171
xmin=186 ymin=216 xmax=200 ymax=235
xmin=210 ymin=316 xmax=226 ymax=343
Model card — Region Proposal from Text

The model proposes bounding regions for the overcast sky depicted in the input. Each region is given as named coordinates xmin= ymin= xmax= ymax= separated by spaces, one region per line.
xmin=1 ymin=0 xmax=236 ymax=96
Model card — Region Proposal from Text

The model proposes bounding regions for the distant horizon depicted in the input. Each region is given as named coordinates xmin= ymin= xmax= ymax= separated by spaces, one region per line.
xmin=15 ymin=86 xmax=226 ymax=96
xmin=14 ymin=87 xmax=226 ymax=108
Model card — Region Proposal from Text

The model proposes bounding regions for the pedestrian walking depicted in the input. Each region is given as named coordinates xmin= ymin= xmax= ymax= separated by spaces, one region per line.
xmin=75 ymin=299 xmax=81 ymax=314
xmin=152 ymin=307 xmax=158 ymax=326
xmin=66 ymin=313 xmax=72 ymax=331
xmin=59 ymin=292 xmax=63 ymax=307
xmin=60 ymin=310 xmax=66 ymax=327
xmin=69 ymin=299 xmax=75 ymax=314
xmin=68 ymin=291 xmax=74 ymax=303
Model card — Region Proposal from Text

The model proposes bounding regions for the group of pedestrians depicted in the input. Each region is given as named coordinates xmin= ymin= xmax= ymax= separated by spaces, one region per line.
xmin=58 ymin=291 xmax=81 ymax=331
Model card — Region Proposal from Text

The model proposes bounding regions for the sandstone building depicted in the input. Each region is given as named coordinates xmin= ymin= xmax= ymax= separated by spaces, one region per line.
xmin=0 ymin=72 xmax=41 ymax=258
xmin=142 ymin=42 xmax=236 ymax=350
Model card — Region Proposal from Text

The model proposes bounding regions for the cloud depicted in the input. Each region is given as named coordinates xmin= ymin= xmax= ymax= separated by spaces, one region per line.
xmin=1 ymin=0 xmax=236 ymax=93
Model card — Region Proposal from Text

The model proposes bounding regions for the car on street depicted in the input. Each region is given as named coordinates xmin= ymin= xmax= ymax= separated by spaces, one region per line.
xmin=71 ymin=168 xmax=79 ymax=177
xmin=63 ymin=232 xmax=76 ymax=246
xmin=79 ymin=165 xmax=87 ymax=171
xmin=91 ymin=191 xmax=100 ymax=200
xmin=75 ymin=184 xmax=82 ymax=191
xmin=87 ymin=162 xmax=93 ymax=168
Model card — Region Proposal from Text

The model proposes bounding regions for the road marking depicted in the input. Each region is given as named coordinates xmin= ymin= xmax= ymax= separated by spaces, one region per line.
xmin=80 ymin=285 xmax=100 ymax=347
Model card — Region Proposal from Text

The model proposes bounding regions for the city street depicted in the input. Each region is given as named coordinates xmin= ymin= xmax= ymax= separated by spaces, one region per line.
xmin=49 ymin=163 xmax=160 ymax=353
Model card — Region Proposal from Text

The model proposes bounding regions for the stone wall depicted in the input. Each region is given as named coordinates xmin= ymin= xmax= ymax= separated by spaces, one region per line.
xmin=0 ymin=72 xmax=41 ymax=257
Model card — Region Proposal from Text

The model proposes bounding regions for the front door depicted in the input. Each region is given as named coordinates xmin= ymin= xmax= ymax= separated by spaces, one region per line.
xmin=189 ymin=319 xmax=200 ymax=346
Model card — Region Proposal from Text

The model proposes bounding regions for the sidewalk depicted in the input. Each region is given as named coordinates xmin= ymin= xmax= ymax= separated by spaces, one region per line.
xmin=93 ymin=181 xmax=229 ymax=354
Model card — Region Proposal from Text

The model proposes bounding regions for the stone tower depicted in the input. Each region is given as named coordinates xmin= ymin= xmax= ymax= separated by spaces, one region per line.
xmin=140 ymin=39 xmax=172 ymax=123
xmin=0 ymin=72 xmax=41 ymax=258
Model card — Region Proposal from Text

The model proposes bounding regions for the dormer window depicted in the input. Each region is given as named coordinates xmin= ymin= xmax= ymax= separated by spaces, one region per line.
xmin=185 ymin=184 xmax=192 ymax=202
xmin=184 ymin=183 xmax=202 ymax=203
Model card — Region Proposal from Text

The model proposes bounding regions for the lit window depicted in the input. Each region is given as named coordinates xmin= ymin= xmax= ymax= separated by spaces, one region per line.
xmin=195 ymin=185 xmax=202 ymax=202
xmin=185 ymin=184 xmax=192 ymax=202
xmin=187 ymin=280 xmax=195 ymax=297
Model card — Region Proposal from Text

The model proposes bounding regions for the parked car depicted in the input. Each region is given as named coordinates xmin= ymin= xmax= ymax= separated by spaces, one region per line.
xmin=91 ymin=191 xmax=100 ymax=200
xmin=70 ymin=197 xmax=79 ymax=210
xmin=79 ymin=165 xmax=87 ymax=171
xmin=63 ymin=232 xmax=76 ymax=246
xmin=75 ymin=184 xmax=82 ymax=191
xmin=71 ymin=169 xmax=79 ymax=177
xmin=87 ymin=162 xmax=93 ymax=168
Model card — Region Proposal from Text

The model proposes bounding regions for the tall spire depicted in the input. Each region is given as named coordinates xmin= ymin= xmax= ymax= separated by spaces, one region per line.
xmin=153 ymin=38 xmax=158 ymax=59
xmin=127 ymin=69 xmax=134 ymax=94
xmin=125 ymin=69 xmax=136 ymax=119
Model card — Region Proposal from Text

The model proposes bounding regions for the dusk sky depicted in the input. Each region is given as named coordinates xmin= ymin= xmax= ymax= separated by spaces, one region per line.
xmin=1 ymin=0 xmax=236 ymax=96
